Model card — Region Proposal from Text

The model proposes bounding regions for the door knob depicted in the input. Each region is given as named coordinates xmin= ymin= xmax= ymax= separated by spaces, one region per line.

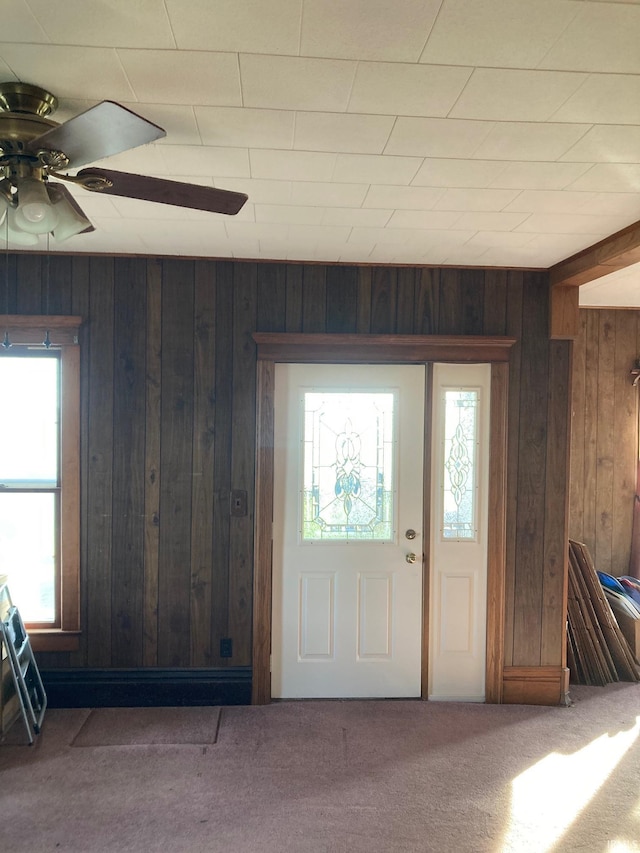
xmin=405 ymin=552 xmax=417 ymax=564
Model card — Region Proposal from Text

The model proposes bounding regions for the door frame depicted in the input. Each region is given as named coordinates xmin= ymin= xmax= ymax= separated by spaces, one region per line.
xmin=252 ymin=332 xmax=516 ymax=705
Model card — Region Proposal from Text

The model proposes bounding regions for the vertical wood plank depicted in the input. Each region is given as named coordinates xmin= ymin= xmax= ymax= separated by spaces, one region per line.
xmin=228 ymin=262 xmax=258 ymax=665
xmin=512 ymin=274 xmax=548 ymax=666
xmin=438 ymin=269 xmax=462 ymax=334
xmin=302 ymin=265 xmax=326 ymax=332
xmin=70 ymin=256 xmax=90 ymax=667
xmin=415 ymin=268 xmax=440 ymax=334
xmin=568 ymin=309 xmax=587 ymax=545
xmin=111 ymin=258 xmax=146 ymax=667
xmin=483 ymin=270 xmax=508 ymax=335
xmin=285 ymin=264 xmax=303 ymax=332
xmin=541 ymin=339 xmax=572 ymax=667
xmin=612 ymin=310 xmax=637 ymax=573
xmin=503 ymin=272 xmax=524 ymax=666
xmin=595 ymin=312 xmax=615 ymax=572
xmin=16 ymin=256 xmax=42 ymax=313
xmin=396 ymin=268 xmax=417 ymax=334
xmin=86 ymin=258 xmax=114 ymax=667
xmin=356 ymin=267 xmax=372 ymax=333
xmin=257 ymin=264 xmax=286 ymax=332
xmin=143 ymin=260 xmax=162 ymax=666
xmin=326 ymin=265 xmax=357 ymax=333
xmin=582 ymin=309 xmax=600 ymax=560
xmin=370 ymin=267 xmax=397 ymax=333
xmin=46 ymin=255 xmax=73 ymax=315
xmin=189 ymin=261 xmax=217 ymax=666
xmin=211 ymin=262 xmax=234 ymax=665
xmin=157 ymin=259 xmax=194 ymax=667
xmin=460 ymin=269 xmax=484 ymax=334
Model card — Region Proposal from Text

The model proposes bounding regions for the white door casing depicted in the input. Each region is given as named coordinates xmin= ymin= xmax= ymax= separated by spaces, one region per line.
xmin=428 ymin=363 xmax=490 ymax=702
xmin=272 ymin=363 xmax=425 ymax=699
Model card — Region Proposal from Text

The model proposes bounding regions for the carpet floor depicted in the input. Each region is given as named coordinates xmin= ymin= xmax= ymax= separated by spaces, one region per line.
xmin=1 ymin=683 xmax=639 ymax=852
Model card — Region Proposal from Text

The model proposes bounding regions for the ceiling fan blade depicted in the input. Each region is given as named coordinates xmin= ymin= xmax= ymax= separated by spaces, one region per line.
xmin=27 ymin=101 xmax=166 ymax=168
xmin=76 ymin=168 xmax=248 ymax=216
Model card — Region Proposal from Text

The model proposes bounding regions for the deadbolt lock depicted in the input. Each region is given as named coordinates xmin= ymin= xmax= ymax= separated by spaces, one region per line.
xmin=405 ymin=529 xmax=416 ymax=540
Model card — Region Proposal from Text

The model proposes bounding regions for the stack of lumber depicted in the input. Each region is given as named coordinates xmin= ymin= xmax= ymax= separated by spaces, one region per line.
xmin=567 ymin=539 xmax=640 ymax=685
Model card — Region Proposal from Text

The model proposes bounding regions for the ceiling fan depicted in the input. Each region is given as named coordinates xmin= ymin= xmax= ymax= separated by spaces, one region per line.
xmin=0 ymin=81 xmax=248 ymax=245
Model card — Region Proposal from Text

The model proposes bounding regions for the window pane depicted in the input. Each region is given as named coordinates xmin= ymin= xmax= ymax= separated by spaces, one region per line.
xmin=0 ymin=492 xmax=56 ymax=622
xmin=0 ymin=356 xmax=59 ymax=485
xmin=302 ymin=391 xmax=395 ymax=542
xmin=442 ymin=389 xmax=478 ymax=540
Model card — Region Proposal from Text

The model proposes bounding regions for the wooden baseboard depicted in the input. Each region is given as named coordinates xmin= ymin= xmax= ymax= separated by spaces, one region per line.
xmin=502 ymin=666 xmax=570 ymax=706
xmin=40 ymin=667 xmax=252 ymax=708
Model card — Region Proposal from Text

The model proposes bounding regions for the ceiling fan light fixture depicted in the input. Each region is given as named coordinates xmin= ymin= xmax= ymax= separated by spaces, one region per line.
xmin=47 ymin=184 xmax=93 ymax=242
xmin=14 ymin=176 xmax=59 ymax=234
xmin=6 ymin=207 xmax=39 ymax=245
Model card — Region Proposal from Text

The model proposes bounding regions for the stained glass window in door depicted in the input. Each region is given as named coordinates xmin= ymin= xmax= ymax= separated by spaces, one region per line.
xmin=442 ymin=389 xmax=479 ymax=540
xmin=302 ymin=391 xmax=396 ymax=541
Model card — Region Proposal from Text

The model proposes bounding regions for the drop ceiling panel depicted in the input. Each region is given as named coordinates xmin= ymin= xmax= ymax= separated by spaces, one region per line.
xmin=347 ymin=62 xmax=472 ymax=117
xmin=239 ymin=54 xmax=357 ymax=111
xmin=300 ymin=0 xmax=441 ymax=62
xmin=1 ymin=0 xmax=48 ymax=43
xmin=118 ymin=50 xmax=242 ymax=106
xmin=472 ymin=122 xmax=592 ymax=161
xmin=293 ymin=113 xmax=395 ymax=154
xmin=385 ymin=118 xmax=495 ymax=158
xmin=166 ymin=0 xmax=303 ymax=54
xmin=195 ymin=107 xmax=294 ymax=150
xmin=331 ymin=153 xmax=422 ymax=185
xmin=28 ymin=0 xmax=176 ymax=48
xmin=551 ymin=75 xmax=640 ymax=125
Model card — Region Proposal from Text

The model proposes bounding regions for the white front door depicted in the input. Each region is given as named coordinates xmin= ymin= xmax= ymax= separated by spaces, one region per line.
xmin=272 ymin=363 xmax=425 ymax=699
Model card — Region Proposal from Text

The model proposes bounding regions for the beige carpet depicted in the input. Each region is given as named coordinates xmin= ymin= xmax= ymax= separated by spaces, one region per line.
xmin=71 ymin=706 xmax=222 ymax=746
xmin=1 ymin=684 xmax=639 ymax=852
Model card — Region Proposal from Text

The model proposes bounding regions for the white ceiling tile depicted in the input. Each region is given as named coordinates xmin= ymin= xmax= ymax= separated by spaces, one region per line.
xmin=300 ymin=0 xmax=441 ymax=61
xmin=240 ymin=54 xmax=356 ymax=111
xmin=0 ymin=0 xmax=48 ymax=42
xmin=451 ymin=211 xmax=530 ymax=231
xmin=566 ymin=164 xmax=640 ymax=192
xmin=580 ymin=266 xmax=640 ymax=309
xmin=387 ymin=210 xmax=462 ymax=229
xmin=385 ymin=117 xmax=494 ymax=158
xmin=433 ymin=188 xmax=520 ymax=211
xmin=290 ymin=182 xmax=369 ymax=207
xmin=250 ymin=149 xmax=336 ymax=181
xmin=515 ymin=213 xmax=632 ymax=235
xmin=539 ymin=3 xmax=640 ymax=73
xmin=450 ymin=69 xmax=587 ymax=122
xmin=255 ymin=205 xmax=324 ymax=225
xmin=332 ymin=153 xmax=422 ymax=185
xmin=225 ymin=221 xmax=290 ymax=242
xmin=166 ymin=0 xmax=302 ymax=54
xmin=464 ymin=231 xmax=534 ymax=249
xmin=294 ymin=113 xmax=395 ymax=154
xmin=118 ymin=50 xmax=241 ymax=106
xmin=158 ymin=145 xmax=250 ymax=177
xmin=411 ymin=158 xmax=505 ymax=188
xmin=477 ymin=246 xmax=547 ymax=267
xmin=472 ymin=122 xmax=591 ymax=161
xmin=363 ymin=185 xmax=444 ymax=209
xmin=349 ymin=226 xmax=422 ymax=247
xmin=288 ymin=224 xmax=352 ymax=243
xmin=348 ymin=61 xmax=471 ymax=117
xmin=27 ymin=0 xmax=175 ymax=48
xmin=551 ymin=74 xmax=640 ymax=124
xmin=503 ymin=190 xmax=599 ymax=214
xmin=576 ymin=193 xmax=640 ymax=217
xmin=339 ymin=244 xmax=374 ymax=262
xmin=321 ymin=208 xmax=392 ymax=227
xmin=123 ymin=103 xmax=201 ymax=145
xmin=420 ymin=0 xmax=578 ymax=68
xmin=88 ymin=143 xmax=167 ymax=173
xmin=488 ymin=161 xmax=592 ymax=190
xmin=0 ymin=44 xmax=136 ymax=101
xmin=560 ymin=125 xmax=640 ymax=163
xmin=196 ymin=106 xmax=294 ymax=149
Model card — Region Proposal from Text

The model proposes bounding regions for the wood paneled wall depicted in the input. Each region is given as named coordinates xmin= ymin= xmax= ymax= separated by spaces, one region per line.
xmin=5 ymin=255 xmax=570 ymax=674
xmin=570 ymin=308 xmax=639 ymax=575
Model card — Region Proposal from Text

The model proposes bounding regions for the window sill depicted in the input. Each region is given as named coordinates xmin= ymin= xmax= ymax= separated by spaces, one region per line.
xmin=27 ymin=630 xmax=80 ymax=653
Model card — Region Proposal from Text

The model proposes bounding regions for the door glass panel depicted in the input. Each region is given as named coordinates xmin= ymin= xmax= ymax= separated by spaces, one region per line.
xmin=442 ymin=388 xmax=479 ymax=541
xmin=301 ymin=390 xmax=396 ymax=542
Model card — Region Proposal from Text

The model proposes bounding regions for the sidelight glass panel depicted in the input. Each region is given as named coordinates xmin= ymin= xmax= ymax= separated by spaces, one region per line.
xmin=301 ymin=390 xmax=396 ymax=541
xmin=442 ymin=389 xmax=478 ymax=540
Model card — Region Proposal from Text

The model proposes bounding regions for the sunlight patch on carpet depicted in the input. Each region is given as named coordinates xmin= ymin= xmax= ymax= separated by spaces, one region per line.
xmin=71 ymin=706 xmax=221 ymax=746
